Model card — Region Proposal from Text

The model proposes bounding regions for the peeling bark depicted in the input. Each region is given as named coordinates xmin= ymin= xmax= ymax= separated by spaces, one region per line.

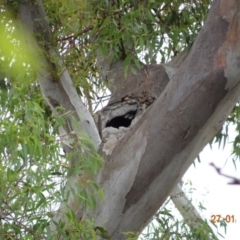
xmin=88 ymin=0 xmax=240 ymax=238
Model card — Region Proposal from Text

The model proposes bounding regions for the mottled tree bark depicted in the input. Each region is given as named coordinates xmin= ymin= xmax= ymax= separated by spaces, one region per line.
xmin=17 ymin=0 xmax=240 ymax=239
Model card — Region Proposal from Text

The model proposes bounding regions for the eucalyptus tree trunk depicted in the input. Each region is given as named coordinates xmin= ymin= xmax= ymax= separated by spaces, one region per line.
xmin=17 ymin=0 xmax=240 ymax=239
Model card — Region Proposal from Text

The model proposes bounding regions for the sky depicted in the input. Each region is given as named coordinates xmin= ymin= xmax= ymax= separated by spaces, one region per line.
xmin=184 ymin=124 xmax=240 ymax=239
xmin=97 ymin=91 xmax=240 ymax=239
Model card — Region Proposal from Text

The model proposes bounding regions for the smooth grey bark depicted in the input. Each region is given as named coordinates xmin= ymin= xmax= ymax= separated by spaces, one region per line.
xmin=16 ymin=0 xmax=240 ymax=239
xmin=17 ymin=1 xmax=101 ymax=150
xmin=171 ymin=182 xmax=217 ymax=239
xmin=171 ymin=183 xmax=204 ymax=228
xmin=17 ymin=0 xmax=102 ymax=232
xmin=89 ymin=0 xmax=240 ymax=238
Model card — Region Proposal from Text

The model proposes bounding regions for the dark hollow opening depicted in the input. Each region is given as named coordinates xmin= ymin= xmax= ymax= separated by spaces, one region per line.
xmin=106 ymin=110 xmax=137 ymax=128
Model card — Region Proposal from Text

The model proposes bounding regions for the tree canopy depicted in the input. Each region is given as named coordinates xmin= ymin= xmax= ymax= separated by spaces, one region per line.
xmin=0 ymin=0 xmax=240 ymax=239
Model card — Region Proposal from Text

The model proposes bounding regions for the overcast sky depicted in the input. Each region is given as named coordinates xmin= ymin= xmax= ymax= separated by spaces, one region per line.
xmin=184 ymin=124 xmax=240 ymax=239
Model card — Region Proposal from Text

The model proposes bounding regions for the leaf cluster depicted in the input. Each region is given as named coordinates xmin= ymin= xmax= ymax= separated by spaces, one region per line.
xmin=42 ymin=0 xmax=211 ymax=108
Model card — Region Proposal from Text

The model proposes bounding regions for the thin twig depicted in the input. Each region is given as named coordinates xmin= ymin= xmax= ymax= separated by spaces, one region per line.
xmin=210 ymin=162 xmax=240 ymax=185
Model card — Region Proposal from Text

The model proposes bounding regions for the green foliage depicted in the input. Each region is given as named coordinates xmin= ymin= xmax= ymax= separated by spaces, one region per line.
xmin=2 ymin=0 xmax=238 ymax=239
xmin=210 ymin=102 xmax=240 ymax=168
xmin=50 ymin=218 xmax=101 ymax=240
xmin=0 ymin=85 xmax=63 ymax=239
xmin=88 ymin=0 xmax=210 ymax=64
xmin=42 ymin=0 xmax=211 ymax=107
xmin=0 ymin=65 xmax=103 ymax=239
xmin=0 ymin=3 xmax=103 ymax=239
xmin=94 ymin=226 xmax=111 ymax=239
xmin=140 ymin=196 xmax=224 ymax=240
xmin=0 ymin=9 xmax=38 ymax=88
